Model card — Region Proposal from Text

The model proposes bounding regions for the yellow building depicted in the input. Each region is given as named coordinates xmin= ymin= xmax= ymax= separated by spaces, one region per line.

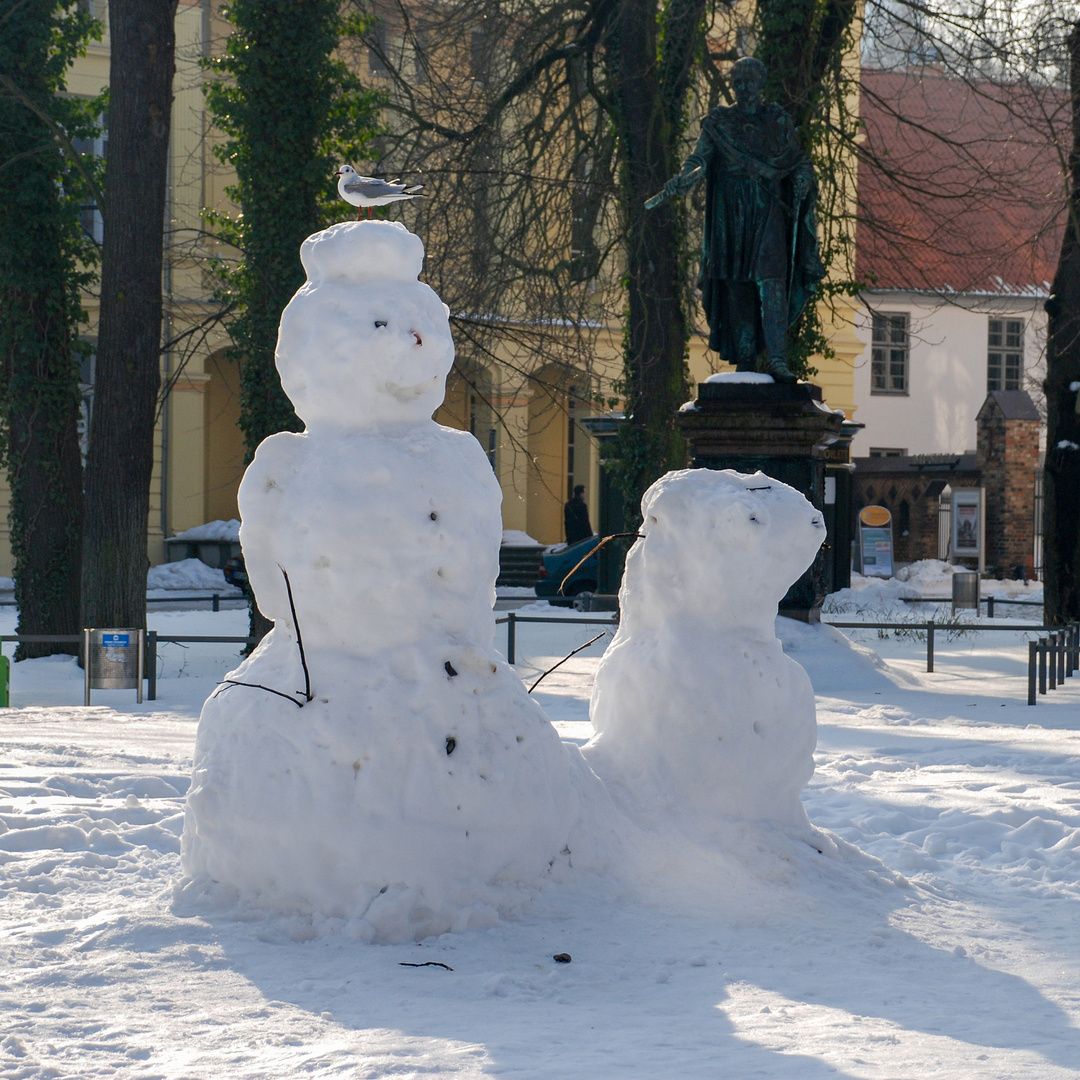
xmin=0 ymin=2 xmax=862 ymax=576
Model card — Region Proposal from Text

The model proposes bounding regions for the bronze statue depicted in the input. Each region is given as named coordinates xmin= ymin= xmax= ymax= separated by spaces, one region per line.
xmin=646 ymin=57 xmax=824 ymax=384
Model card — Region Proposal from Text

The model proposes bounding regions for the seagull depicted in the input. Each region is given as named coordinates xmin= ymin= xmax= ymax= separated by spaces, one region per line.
xmin=335 ymin=165 xmax=425 ymax=219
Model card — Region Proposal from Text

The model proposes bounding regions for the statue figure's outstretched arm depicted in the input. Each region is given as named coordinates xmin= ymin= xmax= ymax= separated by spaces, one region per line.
xmin=645 ymin=131 xmax=712 ymax=209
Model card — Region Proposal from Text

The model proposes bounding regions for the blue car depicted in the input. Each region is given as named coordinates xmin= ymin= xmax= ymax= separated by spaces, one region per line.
xmin=534 ymin=535 xmax=602 ymax=600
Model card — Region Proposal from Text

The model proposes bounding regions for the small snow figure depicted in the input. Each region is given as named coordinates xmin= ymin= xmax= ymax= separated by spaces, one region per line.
xmin=584 ymin=469 xmax=826 ymax=832
xmin=335 ymin=164 xmax=424 ymax=219
xmin=181 ymin=221 xmax=588 ymax=940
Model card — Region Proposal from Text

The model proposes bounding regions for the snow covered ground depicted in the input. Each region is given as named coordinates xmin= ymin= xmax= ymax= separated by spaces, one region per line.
xmin=2 ymin=600 xmax=1080 ymax=1077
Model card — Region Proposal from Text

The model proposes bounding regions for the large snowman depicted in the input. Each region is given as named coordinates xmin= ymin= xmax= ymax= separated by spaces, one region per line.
xmin=584 ymin=468 xmax=826 ymax=835
xmin=181 ymin=222 xmax=590 ymax=939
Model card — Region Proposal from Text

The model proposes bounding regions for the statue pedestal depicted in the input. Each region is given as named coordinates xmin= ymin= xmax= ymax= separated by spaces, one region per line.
xmin=675 ymin=380 xmax=844 ymax=620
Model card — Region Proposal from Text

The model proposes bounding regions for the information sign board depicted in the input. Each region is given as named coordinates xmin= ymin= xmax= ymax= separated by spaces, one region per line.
xmin=859 ymin=505 xmax=894 ymax=578
xmin=951 ymin=488 xmax=982 ymax=557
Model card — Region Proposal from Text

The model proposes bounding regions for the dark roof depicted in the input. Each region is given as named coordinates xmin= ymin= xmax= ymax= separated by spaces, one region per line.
xmin=853 ymin=453 xmax=980 ymax=474
xmin=857 ymin=68 xmax=1066 ymax=295
xmin=982 ymin=389 xmax=1042 ymax=421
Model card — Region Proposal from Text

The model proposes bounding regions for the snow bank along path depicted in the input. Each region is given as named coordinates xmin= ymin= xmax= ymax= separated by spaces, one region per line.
xmin=181 ymin=222 xmax=601 ymax=940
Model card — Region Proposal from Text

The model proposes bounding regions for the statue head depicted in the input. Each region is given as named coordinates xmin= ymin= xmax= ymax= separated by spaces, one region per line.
xmin=731 ymin=57 xmax=767 ymax=110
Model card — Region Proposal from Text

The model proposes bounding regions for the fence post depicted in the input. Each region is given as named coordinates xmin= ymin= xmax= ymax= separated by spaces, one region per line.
xmin=136 ymin=629 xmax=145 ymax=705
xmin=1040 ymin=639 xmax=1048 ymax=694
xmin=212 ymin=593 xmax=220 ymax=612
xmin=926 ymin=619 xmax=934 ymax=673
xmin=987 ymin=596 xmax=995 ymax=619
xmin=1058 ymin=630 xmax=1067 ymax=683
xmin=83 ymin=628 xmax=91 ymax=707
xmin=507 ymin=612 xmax=516 ymax=666
xmin=1050 ymin=634 xmax=1059 ymax=691
xmin=147 ymin=630 xmax=158 ymax=701
xmin=1028 ymin=641 xmax=1037 ymax=705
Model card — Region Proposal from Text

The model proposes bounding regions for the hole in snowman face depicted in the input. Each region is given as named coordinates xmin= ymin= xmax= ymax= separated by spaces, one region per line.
xmin=374 ymin=320 xmax=387 ymax=329
xmin=412 ymin=330 xmax=423 ymax=345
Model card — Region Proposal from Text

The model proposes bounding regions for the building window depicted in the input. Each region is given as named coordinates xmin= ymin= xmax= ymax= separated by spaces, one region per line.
xmin=987 ymin=318 xmax=1023 ymax=391
xmin=368 ymin=21 xmax=389 ymax=78
xmin=72 ymin=120 xmax=107 ymax=245
xmin=470 ymin=28 xmax=489 ymax=82
xmin=412 ymin=21 xmax=429 ymax=84
xmin=871 ymin=313 xmax=909 ymax=395
xmin=869 ymin=447 xmax=907 ymax=457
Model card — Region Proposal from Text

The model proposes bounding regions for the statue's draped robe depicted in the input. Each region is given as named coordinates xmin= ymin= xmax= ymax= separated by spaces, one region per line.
xmin=679 ymin=103 xmax=824 ymax=363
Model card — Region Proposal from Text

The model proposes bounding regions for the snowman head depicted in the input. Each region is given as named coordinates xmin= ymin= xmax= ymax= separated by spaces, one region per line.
xmin=624 ymin=469 xmax=826 ymax=627
xmin=275 ymin=221 xmax=453 ymax=429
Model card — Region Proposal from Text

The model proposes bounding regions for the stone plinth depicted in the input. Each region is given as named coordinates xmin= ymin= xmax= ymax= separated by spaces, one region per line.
xmin=675 ymin=380 xmax=844 ymax=619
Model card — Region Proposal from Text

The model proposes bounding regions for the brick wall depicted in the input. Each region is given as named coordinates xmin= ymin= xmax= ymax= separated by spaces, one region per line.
xmin=852 ymin=460 xmax=979 ymax=565
xmin=976 ymin=395 xmax=1040 ymax=577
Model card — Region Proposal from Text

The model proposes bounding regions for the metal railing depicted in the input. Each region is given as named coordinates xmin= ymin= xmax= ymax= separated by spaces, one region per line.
xmin=3 ymin=617 xmax=1076 ymax=707
xmin=0 ymin=632 xmax=257 ymax=703
xmin=494 ymin=611 xmax=618 ymax=665
xmin=822 ymin=618 xmax=1055 ymax=674
xmin=1 ymin=592 xmax=244 ymax=610
xmin=1027 ymin=625 xmax=1080 ymax=705
xmin=897 ymin=596 xmax=1043 ymax=617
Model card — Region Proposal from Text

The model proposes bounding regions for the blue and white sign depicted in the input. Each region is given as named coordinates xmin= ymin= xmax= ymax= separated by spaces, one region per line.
xmin=101 ymin=633 xmax=130 ymax=648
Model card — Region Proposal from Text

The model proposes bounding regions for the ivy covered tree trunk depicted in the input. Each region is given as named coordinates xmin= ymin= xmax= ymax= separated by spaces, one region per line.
xmin=0 ymin=1 xmax=98 ymax=658
xmin=604 ymin=0 xmax=860 ymax=526
xmin=205 ymin=0 xmax=381 ymax=643
xmin=82 ymin=0 xmax=176 ymax=632
xmin=607 ymin=0 xmax=704 ymax=524
xmin=1043 ymin=22 xmax=1080 ymax=625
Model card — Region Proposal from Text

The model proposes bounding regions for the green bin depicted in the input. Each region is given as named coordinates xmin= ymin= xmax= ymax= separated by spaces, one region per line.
xmin=0 ymin=647 xmax=9 ymax=707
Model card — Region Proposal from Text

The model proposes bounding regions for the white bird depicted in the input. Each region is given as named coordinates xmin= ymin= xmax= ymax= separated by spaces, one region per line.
xmin=335 ymin=165 xmax=425 ymax=219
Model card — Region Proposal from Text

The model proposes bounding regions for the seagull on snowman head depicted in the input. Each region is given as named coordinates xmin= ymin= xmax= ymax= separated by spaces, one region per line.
xmin=335 ymin=165 xmax=425 ymax=219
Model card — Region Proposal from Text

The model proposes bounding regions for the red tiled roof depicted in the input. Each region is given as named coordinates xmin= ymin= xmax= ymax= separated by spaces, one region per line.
xmin=857 ymin=68 xmax=1067 ymax=294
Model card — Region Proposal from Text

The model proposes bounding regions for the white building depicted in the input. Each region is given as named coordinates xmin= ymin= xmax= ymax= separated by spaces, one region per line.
xmin=851 ymin=68 xmax=1062 ymax=456
xmin=852 ymin=290 xmax=1047 ymax=455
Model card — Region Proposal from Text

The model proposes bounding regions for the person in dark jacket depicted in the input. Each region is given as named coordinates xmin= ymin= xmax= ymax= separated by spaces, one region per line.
xmin=564 ymin=485 xmax=593 ymax=545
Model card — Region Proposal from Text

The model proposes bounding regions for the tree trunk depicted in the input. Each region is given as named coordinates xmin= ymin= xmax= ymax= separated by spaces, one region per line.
xmin=610 ymin=0 xmax=705 ymax=523
xmin=1043 ymin=22 xmax=1080 ymax=625
xmin=82 ymin=0 xmax=176 ymax=631
xmin=4 ymin=292 xmax=85 ymax=660
xmin=0 ymin=0 xmax=87 ymax=659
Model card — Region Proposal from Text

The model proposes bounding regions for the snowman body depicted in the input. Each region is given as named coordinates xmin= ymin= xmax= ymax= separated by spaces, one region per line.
xmin=181 ymin=222 xmax=585 ymax=937
xmin=585 ymin=468 xmax=825 ymax=832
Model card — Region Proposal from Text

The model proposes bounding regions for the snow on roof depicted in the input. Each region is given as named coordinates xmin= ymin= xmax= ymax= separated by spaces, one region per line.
xmin=857 ymin=68 xmax=1066 ymax=296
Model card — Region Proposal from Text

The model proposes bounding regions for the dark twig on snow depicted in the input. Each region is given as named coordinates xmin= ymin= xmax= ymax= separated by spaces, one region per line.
xmin=279 ymin=563 xmax=313 ymax=702
xmin=211 ymin=678 xmax=306 ymax=707
xmin=558 ymin=532 xmax=644 ymax=595
xmin=400 ymin=961 xmax=454 ymax=971
xmin=528 ymin=631 xmax=608 ymax=693
xmin=208 ymin=563 xmax=313 ymax=708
